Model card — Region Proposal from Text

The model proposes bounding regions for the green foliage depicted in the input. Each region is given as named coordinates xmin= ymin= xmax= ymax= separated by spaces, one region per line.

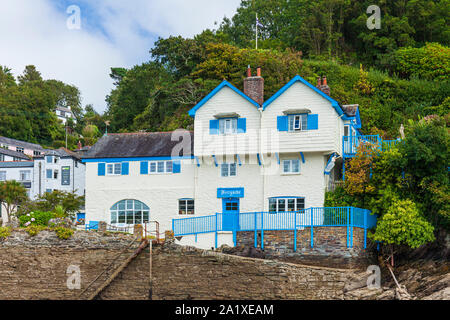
xmin=0 ymin=180 xmax=28 ymax=225
xmin=0 ymin=227 xmax=11 ymax=239
xmin=25 ymin=225 xmax=47 ymax=237
xmin=370 ymin=199 xmax=435 ymax=248
xmin=19 ymin=211 xmax=55 ymax=227
xmin=391 ymin=43 xmax=450 ymax=80
xmin=324 ymin=187 xmax=358 ymax=207
xmin=31 ymin=190 xmax=85 ymax=218
xmin=54 ymin=227 xmax=74 ymax=240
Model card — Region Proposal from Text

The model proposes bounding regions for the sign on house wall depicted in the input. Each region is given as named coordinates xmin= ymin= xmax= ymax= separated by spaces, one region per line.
xmin=61 ymin=166 xmax=70 ymax=186
xmin=217 ymin=188 xmax=244 ymax=198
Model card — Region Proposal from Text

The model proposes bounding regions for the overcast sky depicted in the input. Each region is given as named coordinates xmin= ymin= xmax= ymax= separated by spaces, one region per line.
xmin=0 ymin=0 xmax=241 ymax=113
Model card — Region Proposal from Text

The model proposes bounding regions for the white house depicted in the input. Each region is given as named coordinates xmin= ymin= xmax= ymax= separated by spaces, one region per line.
xmin=0 ymin=147 xmax=85 ymax=223
xmin=55 ymin=106 xmax=76 ymax=125
xmin=82 ymin=68 xmax=364 ymax=249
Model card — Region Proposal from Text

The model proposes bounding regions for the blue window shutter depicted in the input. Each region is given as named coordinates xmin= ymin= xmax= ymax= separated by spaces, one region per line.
xmin=121 ymin=162 xmax=129 ymax=175
xmin=209 ymin=119 xmax=219 ymax=134
xmin=140 ymin=161 xmax=148 ymax=174
xmin=173 ymin=161 xmax=181 ymax=173
xmin=307 ymin=114 xmax=318 ymax=130
xmin=237 ymin=118 xmax=246 ymax=133
xmin=277 ymin=116 xmax=288 ymax=131
xmin=98 ymin=163 xmax=105 ymax=176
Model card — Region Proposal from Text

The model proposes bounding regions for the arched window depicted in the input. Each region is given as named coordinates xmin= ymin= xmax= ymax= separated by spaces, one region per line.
xmin=110 ymin=200 xmax=149 ymax=225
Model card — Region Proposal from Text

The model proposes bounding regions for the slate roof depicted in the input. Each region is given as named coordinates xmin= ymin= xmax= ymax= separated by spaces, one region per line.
xmin=341 ymin=104 xmax=359 ymax=117
xmin=0 ymin=161 xmax=34 ymax=168
xmin=34 ymin=147 xmax=83 ymax=160
xmin=0 ymin=148 xmax=30 ymax=160
xmin=82 ymin=132 xmax=195 ymax=159
xmin=0 ymin=136 xmax=44 ymax=151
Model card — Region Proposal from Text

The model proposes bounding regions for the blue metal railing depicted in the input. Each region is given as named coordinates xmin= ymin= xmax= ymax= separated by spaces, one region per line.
xmin=343 ymin=135 xmax=381 ymax=157
xmin=172 ymin=207 xmax=377 ymax=250
xmin=382 ymin=139 xmax=401 ymax=151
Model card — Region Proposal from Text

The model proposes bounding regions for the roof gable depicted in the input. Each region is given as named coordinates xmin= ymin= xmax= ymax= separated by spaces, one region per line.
xmin=262 ymin=75 xmax=350 ymax=119
xmin=188 ymin=80 xmax=260 ymax=117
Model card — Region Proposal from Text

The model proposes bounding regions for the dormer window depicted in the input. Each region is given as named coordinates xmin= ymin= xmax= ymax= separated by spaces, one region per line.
xmin=219 ymin=118 xmax=237 ymax=135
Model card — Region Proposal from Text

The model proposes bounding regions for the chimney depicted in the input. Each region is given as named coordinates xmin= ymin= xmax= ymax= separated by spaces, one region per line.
xmin=317 ymin=75 xmax=330 ymax=96
xmin=243 ymin=66 xmax=264 ymax=105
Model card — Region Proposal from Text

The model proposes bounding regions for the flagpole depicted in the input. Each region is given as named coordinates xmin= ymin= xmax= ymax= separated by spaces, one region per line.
xmin=256 ymin=13 xmax=258 ymax=50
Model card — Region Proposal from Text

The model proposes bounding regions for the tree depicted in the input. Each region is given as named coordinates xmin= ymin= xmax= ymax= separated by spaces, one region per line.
xmin=32 ymin=190 xmax=85 ymax=218
xmin=0 ymin=180 xmax=28 ymax=226
xmin=17 ymin=65 xmax=42 ymax=84
xmin=371 ymin=199 xmax=435 ymax=265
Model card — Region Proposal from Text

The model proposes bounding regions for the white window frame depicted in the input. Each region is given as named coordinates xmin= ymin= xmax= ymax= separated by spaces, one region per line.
xmin=220 ymin=163 xmax=237 ymax=177
xmin=178 ymin=199 xmax=194 ymax=215
xmin=20 ymin=170 xmax=31 ymax=181
xmin=288 ymin=114 xmax=307 ymax=132
xmin=269 ymin=197 xmax=305 ymax=212
xmin=106 ymin=163 xmax=122 ymax=176
xmin=219 ymin=118 xmax=237 ymax=135
xmin=148 ymin=160 xmax=173 ymax=174
xmin=282 ymin=159 xmax=300 ymax=174
xmin=110 ymin=199 xmax=150 ymax=225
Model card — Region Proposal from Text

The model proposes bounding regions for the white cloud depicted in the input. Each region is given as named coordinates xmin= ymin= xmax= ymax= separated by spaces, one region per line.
xmin=0 ymin=0 xmax=240 ymax=113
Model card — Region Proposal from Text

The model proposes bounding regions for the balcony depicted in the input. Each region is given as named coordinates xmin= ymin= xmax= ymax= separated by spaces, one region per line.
xmin=343 ymin=135 xmax=401 ymax=158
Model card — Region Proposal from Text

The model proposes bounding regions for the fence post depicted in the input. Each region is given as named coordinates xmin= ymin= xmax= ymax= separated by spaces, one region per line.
xmin=254 ymin=212 xmax=257 ymax=248
xmin=363 ymin=209 xmax=367 ymax=249
xmin=346 ymin=207 xmax=350 ymax=248
xmin=294 ymin=211 xmax=297 ymax=252
xmin=215 ymin=213 xmax=218 ymax=249
xmin=350 ymin=207 xmax=353 ymax=248
xmin=261 ymin=212 xmax=264 ymax=250
xmin=310 ymin=208 xmax=314 ymax=248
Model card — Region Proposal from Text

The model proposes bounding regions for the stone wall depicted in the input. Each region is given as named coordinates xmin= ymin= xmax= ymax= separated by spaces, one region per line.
xmin=99 ymin=243 xmax=353 ymax=300
xmin=0 ymin=230 xmax=139 ymax=300
xmin=236 ymin=227 xmax=374 ymax=268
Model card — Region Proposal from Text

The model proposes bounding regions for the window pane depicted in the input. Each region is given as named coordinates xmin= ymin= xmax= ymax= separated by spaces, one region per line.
xmin=296 ymin=198 xmax=305 ymax=210
xmin=135 ymin=213 xmax=142 ymax=224
xmin=301 ymin=114 xmax=307 ymax=130
xmin=283 ymin=160 xmax=290 ymax=173
xmin=107 ymin=164 xmax=113 ymax=174
xmin=118 ymin=211 xmax=125 ymax=223
xmin=269 ymin=198 xmax=277 ymax=212
xmin=294 ymin=115 xmax=300 ymax=130
xmin=150 ymin=162 xmax=156 ymax=173
xmin=278 ymin=199 xmax=286 ymax=212
xmin=126 ymin=211 xmax=134 ymax=224
xmin=126 ymin=200 xmax=133 ymax=210
xmin=118 ymin=201 xmax=125 ymax=210
xmin=221 ymin=164 xmax=228 ymax=177
xmin=230 ymin=163 xmax=236 ymax=176
xmin=187 ymin=200 xmax=194 ymax=214
xmin=289 ymin=115 xmax=294 ymax=131
xmin=157 ymin=161 xmax=164 ymax=173
xmin=292 ymin=160 xmax=300 ymax=172
xmin=219 ymin=119 xmax=225 ymax=134
xmin=114 ymin=163 xmax=121 ymax=174
xmin=166 ymin=161 xmax=173 ymax=173
xmin=111 ymin=212 xmax=117 ymax=224
xmin=134 ymin=202 xmax=142 ymax=210
xmin=143 ymin=211 xmax=149 ymax=222
xmin=288 ymin=199 xmax=295 ymax=211
xmin=232 ymin=118 xmax=237 ymax=133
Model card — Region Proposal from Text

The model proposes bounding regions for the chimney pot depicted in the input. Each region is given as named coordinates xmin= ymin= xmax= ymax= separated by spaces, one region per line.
xmin=317 ymin=77 xmax=322 ymax=87
xmin=256 ymin=67 xmax=261 ymax=77
xmin=247 ymin=66 xmax=252 ymax=78
xmin=322 ymin=76 xmax=327 ymax=86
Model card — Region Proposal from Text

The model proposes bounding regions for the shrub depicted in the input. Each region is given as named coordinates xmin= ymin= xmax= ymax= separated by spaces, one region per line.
xmin=54 ymin=227 xmax=74 ymax=240
xmin=25 ymin=225 xmax=47 ymax=237
xmin=19 ymin=211 xmax=55 ymax=227
xmin=0 ymin=227 xmax=11 ymax=239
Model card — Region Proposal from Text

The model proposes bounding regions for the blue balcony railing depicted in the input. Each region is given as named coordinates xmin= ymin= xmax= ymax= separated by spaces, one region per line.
xmin=172 ymin=207 xmax=376 ymax=250
xmin=343 ymin=135 xmax=402 ymax=157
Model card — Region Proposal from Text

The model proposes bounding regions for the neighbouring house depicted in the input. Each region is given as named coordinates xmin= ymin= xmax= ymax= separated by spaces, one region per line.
xmin=0 ymin=136 xmax=45 ymax=158
xmin=82 ymin=67 xmax=385 ymax=249
xmin=0 ymin=147 xmax=85 ymax=223
xmin=0 ymin=148 xmax=31 ymax=162
xmin=55 ymin=106 xmax=76 ymax=125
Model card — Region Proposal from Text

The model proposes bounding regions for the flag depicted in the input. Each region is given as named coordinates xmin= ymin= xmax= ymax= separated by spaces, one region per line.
xmin=256 ymin=17 xmax=264 ymax=28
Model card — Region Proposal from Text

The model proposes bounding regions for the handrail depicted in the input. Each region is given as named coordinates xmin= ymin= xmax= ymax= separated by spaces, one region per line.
xmin=78 ymin=236 xmax=139 ymax=299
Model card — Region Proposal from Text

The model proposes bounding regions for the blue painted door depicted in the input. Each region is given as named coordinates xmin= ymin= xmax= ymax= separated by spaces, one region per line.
xmin=222 ymin=198 xmax=239 ymax=231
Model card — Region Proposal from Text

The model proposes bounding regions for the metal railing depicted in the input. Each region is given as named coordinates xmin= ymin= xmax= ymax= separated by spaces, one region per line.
xmin=382 ymin=139 xmax=401 ymax=151
xmin=343 ymin=135 xmax=381 ymax=157
xmin=173 ymin=207 xmax=376 ymax=250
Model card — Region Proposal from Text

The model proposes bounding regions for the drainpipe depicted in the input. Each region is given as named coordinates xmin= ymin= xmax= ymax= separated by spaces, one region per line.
xmin=258 ymin=107 xmax=265 ymax=213
xmin=38 ymin=161 xmax=42 ymax=196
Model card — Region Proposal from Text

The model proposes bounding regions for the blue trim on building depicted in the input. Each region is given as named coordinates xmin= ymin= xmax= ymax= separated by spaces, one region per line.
xmin=299 ymin=152 xmax=305 ymax=163
xmin=212 ymin=155 xmax=218 ymax=167
xmin=262 ymin=75 xmax=350 ymax=120
xmin=82 ymin=156 xmax=194 ymax=163
xmin=188 ymin=80 xmax=260 ymax=117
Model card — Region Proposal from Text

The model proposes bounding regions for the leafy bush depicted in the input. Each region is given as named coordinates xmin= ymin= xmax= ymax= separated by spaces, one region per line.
xmin=371 ymin=199 xmax=435 ymax=249
xmin=0 ymin=227 xmax=11 ymax=239
xmin=54 ymin=227 xmax=74 ymax=240
xmin=19 ymin=211 xmax=55 ymax=227
xmin=25 ymin=225 xmax=47 ymax=237
xmin=391 ymin=43 xmax=450 ymax=81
